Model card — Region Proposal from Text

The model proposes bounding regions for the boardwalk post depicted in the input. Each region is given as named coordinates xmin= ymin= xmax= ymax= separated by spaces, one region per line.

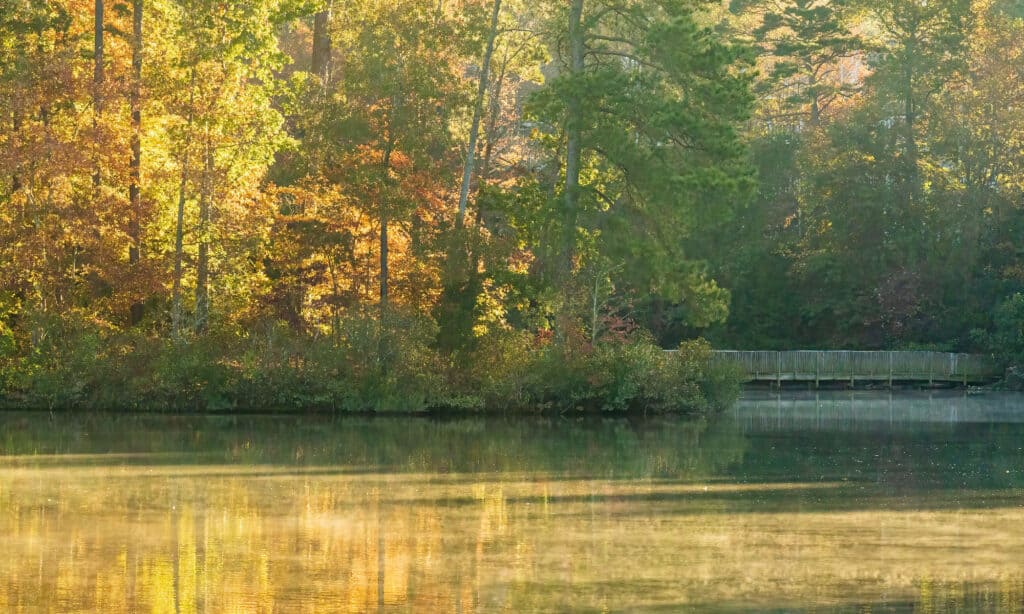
xmin=888 ymin=351 xmax=893 ymax=388
xmin=776 ymin=352 xmax=782 ymax=389
xmin=815 ymin=351 xmax=820 ymax=389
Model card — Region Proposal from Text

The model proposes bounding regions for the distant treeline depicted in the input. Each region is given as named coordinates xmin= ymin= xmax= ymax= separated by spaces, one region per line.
xmin=703 ymin=0 xmax=1024 ymax=370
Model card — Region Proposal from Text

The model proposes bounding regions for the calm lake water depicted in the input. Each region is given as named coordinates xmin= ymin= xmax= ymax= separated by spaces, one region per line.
xmin=2 ymin=392 xmax=1024 ymax=612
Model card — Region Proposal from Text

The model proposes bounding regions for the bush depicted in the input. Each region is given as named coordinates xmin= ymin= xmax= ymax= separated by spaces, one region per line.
xmin=330 ymin=311 xmax=451 ymax=412
xmin=8 ymin=312 xmax=109 ymax=409
xmin=466 ymin=336 xmax=741 ymax=414
xmin=448 ymin=330 xmax=535 ymax=410
xmin=0 ymin=307 xmax=739 ymax=414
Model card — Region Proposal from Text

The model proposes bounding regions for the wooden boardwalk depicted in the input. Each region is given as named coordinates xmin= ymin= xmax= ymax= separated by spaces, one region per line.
xmin=710 ymin=350 xmax=1000 ymax=387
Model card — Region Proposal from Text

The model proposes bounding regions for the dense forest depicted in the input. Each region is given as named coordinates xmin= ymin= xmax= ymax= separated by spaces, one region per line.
xmin=2 ymin=0 xmax=1024 ymax=410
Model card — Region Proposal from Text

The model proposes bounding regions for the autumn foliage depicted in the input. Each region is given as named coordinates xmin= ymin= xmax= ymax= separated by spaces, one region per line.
xmin=0 ymin=0 xmax=760 ymax=410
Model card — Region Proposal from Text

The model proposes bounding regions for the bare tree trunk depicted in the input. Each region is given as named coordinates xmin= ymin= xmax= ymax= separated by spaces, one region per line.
xmin=327 ymin=256 xmax=342 ymax=343
xmin=92 ymin=7 xmax=103 ymax=82
xmin=195 ymin=139 xmax=213 ymax=334
xmin=171 ymin=80 xmax=194 ymax=339
xmin=467 ymin=48 xmax=510 ymax=275
xmin=377 ymin=144 xmax=394 ymax=369
xmin=478 ymin=46 xmax=508 ymax=197
xmin=563 ymin=0 xmax=585 ymax=277
xmin=129 ymin=0 xmax=144 ymax=325
xmin=172 ymin=152 xmax=190 ymax=338
xmin=899 ymin=42 xmax=921 ymax=268
xmin=455 ymin=0 xmax=502 ymax=229
xmin=93 ymin=0 xmax=104 ymax=188
xmin=311 ymin=2 xmax=333 ymax=82
xmin=379 ymin=145 xmax=392 ymax=308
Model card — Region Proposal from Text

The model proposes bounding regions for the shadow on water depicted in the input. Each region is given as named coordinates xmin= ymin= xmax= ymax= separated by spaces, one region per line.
xmin=503 ymin=577 xmax=1024 ymax=614
xmin=444 ymin=575 xmax=1024 ymax=613
xmin=661 ymin=576 xmax=1024 ymax=613
xmin=383 ymin=482 xmax=1024 ymax=516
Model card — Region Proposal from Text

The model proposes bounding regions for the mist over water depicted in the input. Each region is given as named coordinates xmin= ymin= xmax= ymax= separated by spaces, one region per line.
xmin=2 ymin=394 xmax=1023 ymax=612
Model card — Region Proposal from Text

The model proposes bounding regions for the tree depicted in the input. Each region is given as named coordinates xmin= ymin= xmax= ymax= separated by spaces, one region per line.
xmin=434 ymin=1 xmax=548 ymax=351
xmin=128 ymin=0 xmax=144 ymax=324
xmin=311 ymin=1 xmax=333 ymax=82
xmin=859 ymin=0 xmax=973 ymax=209
xmin=527 ymin=0 xmax=756 ymax=338
xmin=156 ymin=0 xmax=287 ymax=334
xmin=735 ymin=0 xmax=862 ymax=127
xmin=0 ymin=2 xmax=110 ymax=320
xmin=299 ymin=0 xmax=477 ymax=311
xmin=93 ymin=0 xmax=104 ymax=188
xmin=455 ymin=0 xmax=502 ymax=230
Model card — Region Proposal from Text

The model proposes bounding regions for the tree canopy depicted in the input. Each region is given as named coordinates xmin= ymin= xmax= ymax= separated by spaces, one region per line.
xmin=4 ymin=0 xmax=1024 ymax=409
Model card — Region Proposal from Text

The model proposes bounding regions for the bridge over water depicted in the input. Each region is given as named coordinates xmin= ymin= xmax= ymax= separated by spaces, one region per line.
xmin=710 ymin=350 xmax=1000 ymax=387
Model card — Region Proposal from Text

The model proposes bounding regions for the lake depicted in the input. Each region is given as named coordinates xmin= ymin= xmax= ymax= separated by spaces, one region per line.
xmin=2 ymin=392 xmax=1023 ymax=612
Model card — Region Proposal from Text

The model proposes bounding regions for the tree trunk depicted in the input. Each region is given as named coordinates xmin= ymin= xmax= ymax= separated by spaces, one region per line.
xmin=172 ymin=154 xmax=189 ymax=338
xmin=172 ymin=71 xmax=195 ymax=339
xmin=129 ymin=0 xmax=144 ymax=325
xmin=905 ymin=93 xmax=918 ymax=193
xmin=311 ymin=2 xmax=333 ymax=82
xmin=478 ymin=47 xmax=508 ymax=201
xmin=379 ymin=145 xmax=392 ymax=308
xmin=455 ymin=0 xmax=502 ymax=229
xmin=551 ymin=0 xmax=586 ymax=340
xmin=902 ymin=35 xmax=920 ymax=208
xmin=563 ymin=0 xmax=585 ymax=278
xmin=10 ymin=111 xmax=21 ymax=194
xmin=195 ymin=140 xmax=213 ymax=334
xmin=93 ymin=0 xmax=104 ymax=188
xmin=901 ymin=37 xmax=921 ymax=267
xmin=380 ymin=210 xmax=389 ymax=306
xmin=327 ymin=256 xmax=342 ymax=343
xmin=93 ymin=3 xmax=103 ymax=84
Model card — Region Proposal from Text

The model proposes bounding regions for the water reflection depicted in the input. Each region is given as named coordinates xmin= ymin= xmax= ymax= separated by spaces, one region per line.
xmin=1 ymin=401 xmax=1023 ymax=611
xmin=735 ymin=390 xmax=1024 ymax=430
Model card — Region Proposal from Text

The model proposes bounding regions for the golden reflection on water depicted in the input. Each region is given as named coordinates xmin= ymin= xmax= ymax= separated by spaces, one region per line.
xmin=1 ymin=463 xmax=1024 ymax=612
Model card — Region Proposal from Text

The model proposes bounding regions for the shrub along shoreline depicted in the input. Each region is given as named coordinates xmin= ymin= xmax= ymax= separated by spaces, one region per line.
xmin=0 ymin=315 xmax=741 ymax=414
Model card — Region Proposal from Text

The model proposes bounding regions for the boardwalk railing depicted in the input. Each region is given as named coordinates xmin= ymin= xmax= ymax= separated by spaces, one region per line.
xmin=710 ymin=350 xmax=999 ymax=386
